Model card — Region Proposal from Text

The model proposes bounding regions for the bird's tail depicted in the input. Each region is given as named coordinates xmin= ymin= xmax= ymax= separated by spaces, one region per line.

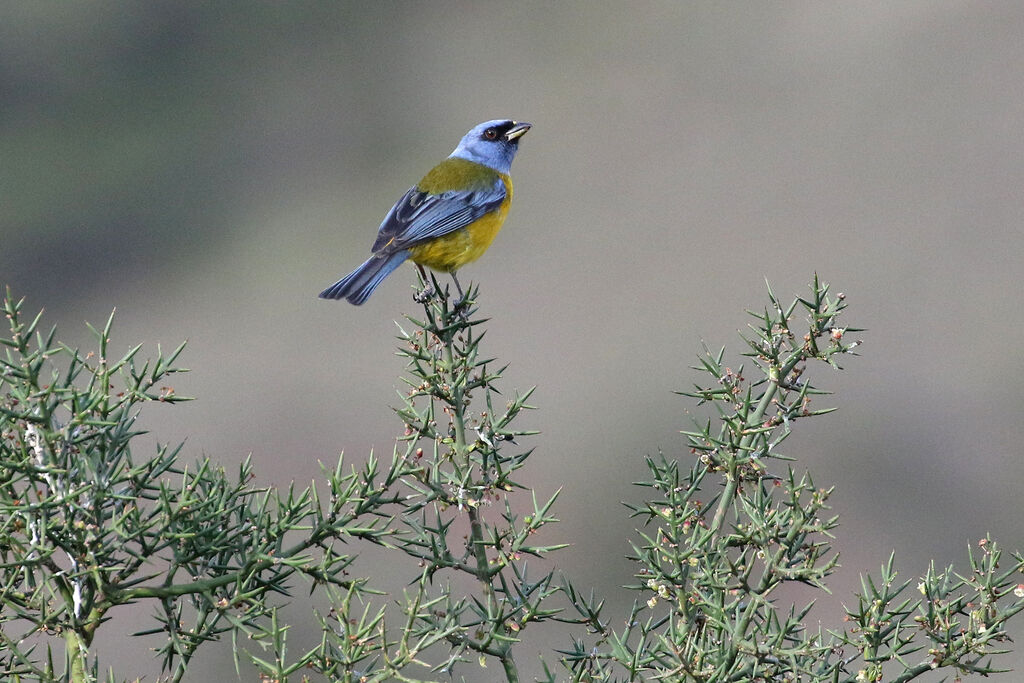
xmin=319 ymin=250 xmax=409 ymax=305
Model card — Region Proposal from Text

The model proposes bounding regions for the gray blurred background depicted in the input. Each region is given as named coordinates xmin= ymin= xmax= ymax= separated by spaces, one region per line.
xmin=3 ymin=1 xmax=1024 ymax=680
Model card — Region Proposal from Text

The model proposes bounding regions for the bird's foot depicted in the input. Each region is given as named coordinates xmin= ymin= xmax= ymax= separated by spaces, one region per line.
xmin=413 ymin=283 xmax=435 ymax=304
xmin=452 ymin=295 xmax=473 ymax=318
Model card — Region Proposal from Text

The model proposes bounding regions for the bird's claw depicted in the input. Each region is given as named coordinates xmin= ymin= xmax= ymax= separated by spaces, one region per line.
xmin=414 ymin=284 xmax=435 ymax=304
xmin=453 ymin=295 xmax=473 ymax=317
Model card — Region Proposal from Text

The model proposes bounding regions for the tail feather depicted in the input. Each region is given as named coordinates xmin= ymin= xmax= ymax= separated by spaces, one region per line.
xmin=319 ymin=250 xmax=409 ymax=305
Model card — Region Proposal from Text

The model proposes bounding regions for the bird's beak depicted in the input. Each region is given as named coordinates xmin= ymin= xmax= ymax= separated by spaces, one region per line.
xmin=504 ymin=122 xmax=531 ymax=141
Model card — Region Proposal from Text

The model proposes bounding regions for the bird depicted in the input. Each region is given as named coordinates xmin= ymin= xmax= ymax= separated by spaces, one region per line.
xmin=319 ymin=119 xmax=531 ymax=305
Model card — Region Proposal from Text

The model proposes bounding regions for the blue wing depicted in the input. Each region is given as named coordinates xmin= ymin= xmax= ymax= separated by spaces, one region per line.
xmin=370 ymin=178 xmax=507 ymax=253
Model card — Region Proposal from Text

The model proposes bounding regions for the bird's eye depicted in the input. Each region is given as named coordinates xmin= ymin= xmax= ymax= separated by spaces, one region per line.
xmin=483 ymin=128 xmax=498 ymax=140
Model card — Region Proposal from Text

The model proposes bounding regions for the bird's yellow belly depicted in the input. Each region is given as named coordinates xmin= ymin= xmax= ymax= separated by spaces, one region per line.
xmin=408 ymin=200 xmax=510 ymax=273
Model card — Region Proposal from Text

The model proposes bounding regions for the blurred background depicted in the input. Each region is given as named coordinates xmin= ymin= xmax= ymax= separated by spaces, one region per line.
xmin=3 ymin=1 xmax=1024 ymax=680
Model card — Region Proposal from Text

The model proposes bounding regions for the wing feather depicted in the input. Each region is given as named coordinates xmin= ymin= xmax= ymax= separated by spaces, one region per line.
xmin=371 ymin=179 xmax=506 ymax=253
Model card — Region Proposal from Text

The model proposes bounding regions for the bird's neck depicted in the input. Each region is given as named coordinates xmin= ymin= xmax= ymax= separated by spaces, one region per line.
xmin=418 ymin=157 xmax=508 ymax=194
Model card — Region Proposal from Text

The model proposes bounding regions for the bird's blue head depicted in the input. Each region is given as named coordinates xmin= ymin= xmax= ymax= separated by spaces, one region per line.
xmin=449 ymin=119 xmax=531 ymax=174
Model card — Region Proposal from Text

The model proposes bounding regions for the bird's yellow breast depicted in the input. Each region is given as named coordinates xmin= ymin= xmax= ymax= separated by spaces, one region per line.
xmin=408 ymin=169 xmax=513 ymax=273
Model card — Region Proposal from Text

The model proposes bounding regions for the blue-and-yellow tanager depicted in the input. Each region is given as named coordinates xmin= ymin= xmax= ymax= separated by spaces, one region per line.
xmin=319 ymin=119 xmax=531 ymax=305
